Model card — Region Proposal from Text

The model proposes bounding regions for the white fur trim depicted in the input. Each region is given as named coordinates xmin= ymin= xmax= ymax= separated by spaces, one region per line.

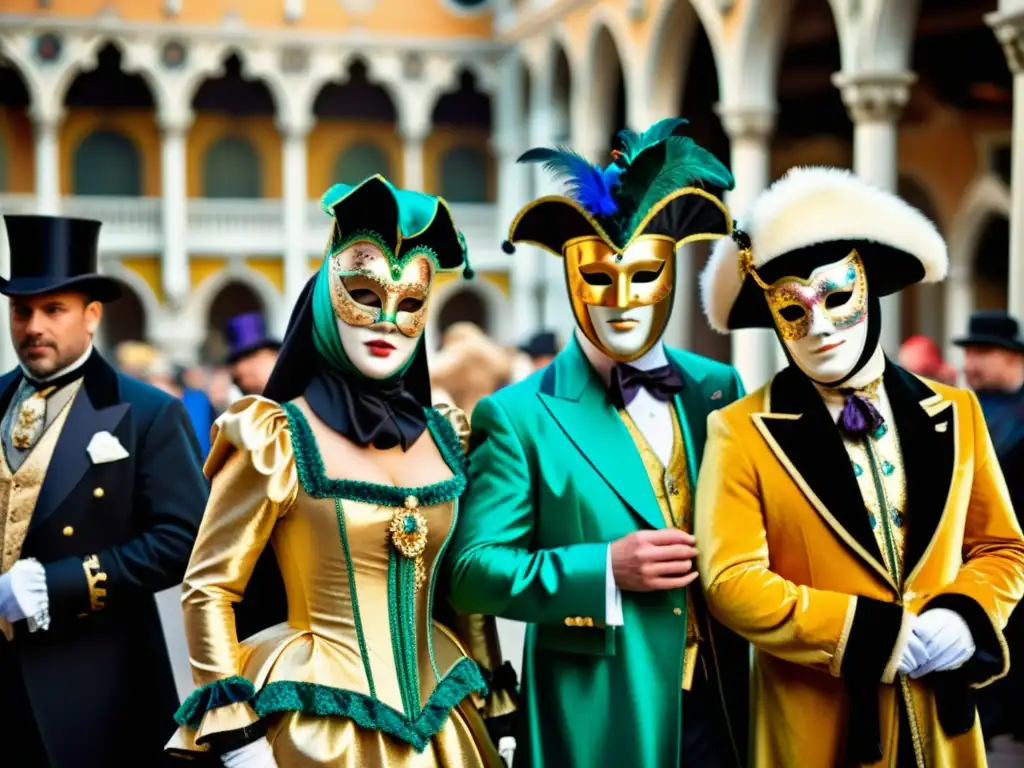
xmin=700 ymin=166 xmax=949 ymax=333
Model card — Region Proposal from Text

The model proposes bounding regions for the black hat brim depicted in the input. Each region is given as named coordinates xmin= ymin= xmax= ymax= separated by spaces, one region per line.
xmin=952 ymin=335 xmax=1024 ymax=354
xmin=0 ymin=274 xmax=123 ymax=303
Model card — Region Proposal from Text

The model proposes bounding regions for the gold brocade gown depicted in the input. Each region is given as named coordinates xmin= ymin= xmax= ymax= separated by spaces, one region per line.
xmin=166 ymin=396 xmax=509 ymax=767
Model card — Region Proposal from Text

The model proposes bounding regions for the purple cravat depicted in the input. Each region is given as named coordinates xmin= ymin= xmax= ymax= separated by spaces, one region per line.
xmin=837 ymin=389 xmax=884 ymax=437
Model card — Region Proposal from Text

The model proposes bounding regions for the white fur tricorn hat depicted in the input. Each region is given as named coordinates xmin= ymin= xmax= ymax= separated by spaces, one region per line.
xmin=700 ymin=166 xmax=948 ymax=333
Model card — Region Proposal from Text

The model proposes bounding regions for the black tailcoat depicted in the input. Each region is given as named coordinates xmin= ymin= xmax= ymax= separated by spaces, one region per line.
xmin=0 ymin=351 xmax=208 ymax=767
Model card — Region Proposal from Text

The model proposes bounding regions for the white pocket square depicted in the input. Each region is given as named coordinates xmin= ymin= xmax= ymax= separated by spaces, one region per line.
xmin=87 ymin=431 xmax=129 ymax=464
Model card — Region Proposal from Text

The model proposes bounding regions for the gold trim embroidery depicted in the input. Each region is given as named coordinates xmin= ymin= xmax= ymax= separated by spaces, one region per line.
xmin=83 ymin=554 xmax=107 ymax=613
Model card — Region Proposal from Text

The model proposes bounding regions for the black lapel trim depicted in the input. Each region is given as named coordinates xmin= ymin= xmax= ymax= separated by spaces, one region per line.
xmin=31 ymin=352 xmax=127 ymax=532
xmin=0 ymin=369 xmax=23 ymax=418
xmin=760 ymin=367 xmax=886 ymax=573
xmin=885 ymin=363 xmax=954 ymax=581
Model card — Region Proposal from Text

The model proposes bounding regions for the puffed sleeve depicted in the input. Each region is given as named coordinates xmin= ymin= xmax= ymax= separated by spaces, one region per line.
xmin=172 ymin=396 xmax=298 ymax=746
xmin=434 ymin=404 xmax=518 ymax=721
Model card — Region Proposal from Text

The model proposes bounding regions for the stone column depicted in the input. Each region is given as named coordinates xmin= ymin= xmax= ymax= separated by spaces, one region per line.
xmin=495 ymin=52 xmax=536 ymax=344
xmin=281 ymin=121 xmax=312 ymax=328
xmin=159 ymin=114 xmax=191 ymax=307
xmin=993 ymin=20 xmax=1024 ymax=319
xmin=32 ymin=112 xmax=62 ymax=215
xmin=717 ymin=105 xmax=779 ymax=390
xmin=834 ymin=71 xmax=916 ymax=354
xmin=401 ymin=128 xmax=426 ymax=193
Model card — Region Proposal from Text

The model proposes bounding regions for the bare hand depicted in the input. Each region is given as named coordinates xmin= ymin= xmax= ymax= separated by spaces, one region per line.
xmin=611 ymin=529 xmax=699 ymax=592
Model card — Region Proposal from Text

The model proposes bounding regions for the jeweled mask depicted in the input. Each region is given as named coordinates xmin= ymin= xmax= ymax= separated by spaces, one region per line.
xmin=328 ymin=230 xmax=436 ymax=380
xmin=564 ymin=234 xmax=676 ymax=363
xmin=754 ymin=250 xmax=870 ymax=382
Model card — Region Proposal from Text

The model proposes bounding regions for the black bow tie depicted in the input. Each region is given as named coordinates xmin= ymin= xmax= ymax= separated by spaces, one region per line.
xmin=608 ymin=364 xmax=684 ymax=409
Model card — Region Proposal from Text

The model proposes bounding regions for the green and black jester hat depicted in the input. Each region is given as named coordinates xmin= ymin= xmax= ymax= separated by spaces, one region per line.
xmin=264 ymin=175 xmax=472 ymax=451
xmin=503 ymin=117 xmax=735 ymax=363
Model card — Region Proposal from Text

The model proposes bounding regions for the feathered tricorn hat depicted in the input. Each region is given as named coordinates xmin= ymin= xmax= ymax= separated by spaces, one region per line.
xmin=504 ymin=118 xmax=735 ymax=255
xmin=700 ymin=166 xmax=948 ymax=333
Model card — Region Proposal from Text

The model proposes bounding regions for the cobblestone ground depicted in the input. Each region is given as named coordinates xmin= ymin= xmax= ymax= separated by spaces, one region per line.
xmin=990 ymin=736 xmax=1024 ymax=767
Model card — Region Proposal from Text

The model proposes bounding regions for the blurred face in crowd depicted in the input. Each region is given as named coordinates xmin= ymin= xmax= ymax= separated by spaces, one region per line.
xmin=963 ymin=345 xmax=1024 ymax=392
xmin=207 ymin=366 xmax=235 ymax=409
xmin=10 ymin=291 xmax=101 ymax=379
xmin=232 ymin=347 xmax=278 ymax=396
xmin=182 ymin=365 xmax=209 ymax=392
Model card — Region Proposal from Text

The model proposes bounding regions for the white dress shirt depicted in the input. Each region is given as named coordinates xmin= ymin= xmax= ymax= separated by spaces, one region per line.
xmin=577 ymin=330 xmax=677 ymax=626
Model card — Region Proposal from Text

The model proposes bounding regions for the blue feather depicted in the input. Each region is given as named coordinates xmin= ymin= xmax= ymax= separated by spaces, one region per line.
xmin=518 ymin=147 xmax=619 ymax=216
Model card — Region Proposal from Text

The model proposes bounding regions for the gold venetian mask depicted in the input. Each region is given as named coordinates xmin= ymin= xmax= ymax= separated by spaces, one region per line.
xmin=329 ymin=235 xmax=435 ymax=339
xmin=760 ymin=250 xmax=868 ymax=342
xmin=563 ymin=234 xmax=676 ymax=362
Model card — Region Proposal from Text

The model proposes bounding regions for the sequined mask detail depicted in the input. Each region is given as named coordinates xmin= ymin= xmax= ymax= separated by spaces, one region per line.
xmin=329 ymin=235 xmax=435 ymax=339
xmin=763 ymin=251 xmax=868 ymax=342
xmin=563 ymin=234 xmax=676 ymax=361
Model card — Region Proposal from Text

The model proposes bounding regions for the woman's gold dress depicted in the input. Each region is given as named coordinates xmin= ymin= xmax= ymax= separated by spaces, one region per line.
xmin=166 ymin=396 xmax=512 ymax=766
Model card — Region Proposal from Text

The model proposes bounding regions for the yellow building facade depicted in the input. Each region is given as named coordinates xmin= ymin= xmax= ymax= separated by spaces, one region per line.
xmin=0 ymin=0 xmax=1022 ymax=384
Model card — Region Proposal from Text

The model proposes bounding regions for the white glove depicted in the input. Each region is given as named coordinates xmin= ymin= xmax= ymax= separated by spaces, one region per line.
xmin=499 ymin=736 xmax=516 ymax=767
xmin=897 ymin=614 xmax=928 ymax=676
xmin=907 ymin=607 xmax=975 ymax=678
xmin=222 ymin=737 xmax=277 ymax=768
xmin=0 ymin=559 xmax=49 ymax=629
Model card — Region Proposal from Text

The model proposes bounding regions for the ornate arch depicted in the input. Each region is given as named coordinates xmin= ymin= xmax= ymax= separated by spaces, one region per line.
xmin=103 ymin=260 xmax=163 ymax=323
xmin=427 ymin=275 xmax=511 ymax=350
xmin=944 ymin=174 xmax=1011 ymax=359
xmin=718 ymin=0 xmax=792 ymax=109
xmin=183 ymin=264 xmax=282 ymax=335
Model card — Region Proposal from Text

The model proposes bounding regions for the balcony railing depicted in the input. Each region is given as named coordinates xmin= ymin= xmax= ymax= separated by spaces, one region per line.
xmin=0 ymin=195 xmax=501 ymax=267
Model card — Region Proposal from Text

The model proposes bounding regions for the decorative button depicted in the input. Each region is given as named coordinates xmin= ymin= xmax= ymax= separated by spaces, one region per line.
xmin=564 ymin=617 xmax=573 ymax=626
xmin=583 ymin=617 xmax=594 ymax=627
xmin=63 ymin=526 xmax=74 ymax=537
xmin=93 ymin=487 xmax=104 ymax=498
xmin=673 ymin=607 xmax=683 ymax=616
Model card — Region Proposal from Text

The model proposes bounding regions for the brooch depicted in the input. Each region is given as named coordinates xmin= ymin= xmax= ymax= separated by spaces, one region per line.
xmin=389 ymin=496 xmax=428 ymax=589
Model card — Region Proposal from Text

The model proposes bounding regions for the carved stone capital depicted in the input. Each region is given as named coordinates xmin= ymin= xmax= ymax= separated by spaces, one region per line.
xmin=832 ymin=71 xmax=917 ymax=124
xmin=714 ymin=104 xmax=776 ymax=141
xmin=993 ymin=23 xmax=1024 ymax=74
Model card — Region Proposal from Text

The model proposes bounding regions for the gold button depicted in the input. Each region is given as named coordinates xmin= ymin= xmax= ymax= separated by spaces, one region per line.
xmin=584 ymin=617 xmax=594 ymax=627
xmin=93 ymin=487 xmax=104 ymax=498
xmin=564 ymin=617 xmax=573 ymax=626
xmin=673 ymin=607 xmax=683 ymax=616
xmin=63 ymin=526 xmax=74 ymax=537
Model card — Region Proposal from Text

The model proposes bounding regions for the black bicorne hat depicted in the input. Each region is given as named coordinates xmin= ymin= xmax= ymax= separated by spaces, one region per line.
xmin=0 ymin=215 xmax=122 ymax=302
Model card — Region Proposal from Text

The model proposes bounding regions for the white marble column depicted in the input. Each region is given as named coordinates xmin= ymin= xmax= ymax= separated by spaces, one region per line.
xmin=495 ymin=53 xmax=536 ymax=344
xmin=993 ymin=20 xmax=1024 ymax=319
xmin=401 ymin=129 xmax=426 ymax=193
xmin=159 ymin=115 xmax=190 ymax=307
xmin=834 ymin=71 xmax=916 ymax=354
xmin=281 ymin=122 xmax=311 ymax=326
xmin=717 ymin=105 xmax=779 ymax=390
xmin=32 ymin=113 xmax=62 ymax=215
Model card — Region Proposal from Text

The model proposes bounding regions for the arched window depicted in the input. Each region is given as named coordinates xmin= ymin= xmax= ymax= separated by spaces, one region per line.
xmin=334 ymin=142 xmax=391 ymax=185
xmin=73 ymin=130 xmax=142 ymax=196
xmin=203 ymin=136 xmax=262 ymax=198
xmin=439 ymin=146 xmax=488 ymax=203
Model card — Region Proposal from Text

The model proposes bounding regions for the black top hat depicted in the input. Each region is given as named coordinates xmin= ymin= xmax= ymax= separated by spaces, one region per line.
xmin=519 ymin=331 xmax=559 ymax=359
xmin=953 ymin=310 xmax=1024 ymax=354
xmin=0 ymin=215 xmax=122 ymax=302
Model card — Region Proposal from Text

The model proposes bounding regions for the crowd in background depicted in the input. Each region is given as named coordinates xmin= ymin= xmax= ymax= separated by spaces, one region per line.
xmin=112 ymin=305 xmax=1024 ymax=749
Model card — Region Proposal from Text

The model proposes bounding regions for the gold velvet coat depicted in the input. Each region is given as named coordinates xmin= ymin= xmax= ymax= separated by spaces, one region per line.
xmin=695 ymin=364 xmax=1024 ymax=768
xmin=167 ymin=396 xmax=512 ymax=766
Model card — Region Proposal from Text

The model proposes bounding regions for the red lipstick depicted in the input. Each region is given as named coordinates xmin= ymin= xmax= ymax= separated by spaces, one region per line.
xmin=365 ymin=339 xmax=396 ymax=358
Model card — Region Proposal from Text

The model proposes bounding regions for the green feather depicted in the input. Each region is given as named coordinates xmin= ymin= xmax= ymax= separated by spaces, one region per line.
xmin=625 ymin=136 xmax=734 ymax=235
xmin=616 ymin=118 xmax=689 ymax=165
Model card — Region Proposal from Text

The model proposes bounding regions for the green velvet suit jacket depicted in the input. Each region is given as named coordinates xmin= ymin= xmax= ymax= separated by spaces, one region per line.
xmin=445 ymin=337 xmax=748 ymax=768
